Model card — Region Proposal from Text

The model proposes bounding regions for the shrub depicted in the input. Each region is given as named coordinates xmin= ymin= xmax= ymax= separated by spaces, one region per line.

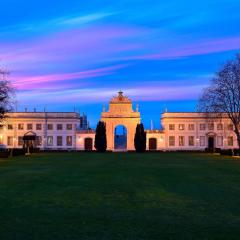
xmin=134 ymin=123 xmax=146 ymax=153
xmin=220 ymin=149 xmax=234 ymax=156
xmin=94 ymin=121 xmax=107 ymax=152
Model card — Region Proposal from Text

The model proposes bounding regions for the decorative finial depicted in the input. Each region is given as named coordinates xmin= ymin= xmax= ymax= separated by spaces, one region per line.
xmin=103 ymin=104 xmax=106 ymax=112
xmin=136 ymin=104 xmax=139 ymax=112
xmin=118 ymin=90 xmax=123 ymax=100
xmin=118 ymin=90 xmax=123 ymax=96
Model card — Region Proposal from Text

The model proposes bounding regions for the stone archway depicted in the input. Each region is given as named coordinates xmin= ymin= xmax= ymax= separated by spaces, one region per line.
xmin=114 ymin=125 xmax=127 ymax=150
xmin=101 ymin=91 xmax=141 ymax=151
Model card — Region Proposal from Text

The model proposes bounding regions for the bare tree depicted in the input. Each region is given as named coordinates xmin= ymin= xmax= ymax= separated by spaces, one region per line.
xmin=199 ymin=54 xmax=240 ymax=149
xmin=0 ymin=68 xmax=14 ymax=121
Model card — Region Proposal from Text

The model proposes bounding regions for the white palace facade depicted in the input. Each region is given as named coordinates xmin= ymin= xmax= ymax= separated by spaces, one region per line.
xmin=0 ymin=91 xmax=238 ymax=151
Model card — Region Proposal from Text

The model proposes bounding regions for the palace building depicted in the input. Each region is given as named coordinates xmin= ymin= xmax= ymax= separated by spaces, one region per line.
xmin=0 ymin=91 xmax=238 ymax=151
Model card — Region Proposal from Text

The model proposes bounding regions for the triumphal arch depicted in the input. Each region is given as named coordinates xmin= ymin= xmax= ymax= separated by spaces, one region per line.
xmin=101 ymin=91 xmax=141 ymax=151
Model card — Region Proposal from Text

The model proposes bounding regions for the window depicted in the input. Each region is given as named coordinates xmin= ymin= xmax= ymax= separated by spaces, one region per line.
xmin=188 ymin=124 xmax=194 ymax=131
xmin=0 ymin=125 xmax=3 ymax=130
xmin=57 ymin=136 xmax=63 ymax=146
xmin=0 ymin=135 xmax=3 ymax=144
xmin=189 ymin=136 xmax=194 ymax=146
xmin=228 ymin=124 xmax=234 ymax=131
xmin=18 ymin=124 xmax=24 ymax=130
xmin=47 ymin=136 xmax=53 ymax=146
xmin=200 ymin=124 xmax=206 ymax=131
xmin=179 ymin=124 xmax=185 ymax=130
xmin=208 ymin=123 xmax=214 ymax=130
xmin=217 ymin=123 xmax=223 ymax=130
xmin=36 ymin=124 xmax=42 ymax=130
xmin=27 ymin=124 xmax=33 ymax=130
xmin=57 ymin=124 xmax=63 ymax=130
xmin=7 ymin=136 xmax=13 ymax=146
xmin=228 ymin=136 xmax=233 ymax=146
xmin=36 ymin=136 xmax=42 ymax=146
xmin=217 ymin=136 xmax=223 ymax=147
xmin=18 ymin=137 xmax=23 ymax=146
xmin=200 ymin=136 xmax=205 ymax=146
xmin=47 ymin=124 xmax=53 ymax=130
xmin=66 ymin=136 xmax=72 ymax=146
xmin=7 ymin=124 xmax=13 ymax=130
xmin=66 ymin=124 xmax=72 ymax=130
xmin=169 ymin=136 xmax=175 ymax=146
xmin=169 ymin=124 xmax=175 ymax=130
xmin=179 ymin=136 xmax=184 ymax=146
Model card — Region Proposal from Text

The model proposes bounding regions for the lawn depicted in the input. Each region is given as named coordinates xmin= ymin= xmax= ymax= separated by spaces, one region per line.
xmin=0 ymin=152 xmax=240 ymax=240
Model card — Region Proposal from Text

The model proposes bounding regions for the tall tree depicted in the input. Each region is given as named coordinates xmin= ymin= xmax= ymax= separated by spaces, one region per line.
xmin=199 ymin=54 xmax=240 ymax=149
xmin=94 ymin=121 xmax=107 ymax=152
xmin=134 ymin=123 xmax=146 ymax=152
xmin=0 ymin=68 xmax=14 ymax=121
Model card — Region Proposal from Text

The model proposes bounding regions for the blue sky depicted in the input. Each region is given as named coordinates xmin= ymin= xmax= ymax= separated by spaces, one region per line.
xmin=1 ymin=0 xmax=240 ymax=128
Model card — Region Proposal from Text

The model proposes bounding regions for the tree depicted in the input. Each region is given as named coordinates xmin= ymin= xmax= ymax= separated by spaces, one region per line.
xmin=94 ymin=121 xmax=107 ymax=152
xmin=0 ymin=68 xmax=14 ymax=121
xmin=199 ymin=54 xmax=240 ymax=149
xmin=134 ymin=123 xmax=146 ymax=152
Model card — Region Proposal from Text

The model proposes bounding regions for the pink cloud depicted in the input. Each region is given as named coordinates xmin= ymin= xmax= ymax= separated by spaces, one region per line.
xmin=11 ymin=64 xmax=128 ymax=90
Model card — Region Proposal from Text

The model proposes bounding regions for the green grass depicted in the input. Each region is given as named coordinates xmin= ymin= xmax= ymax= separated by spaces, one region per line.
xmin=0 ymin=152 xmax=240 ymax=240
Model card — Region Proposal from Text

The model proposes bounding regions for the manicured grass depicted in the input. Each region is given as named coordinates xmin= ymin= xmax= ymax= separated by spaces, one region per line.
xmin=0 ymin=152 xmax=240 ymax=240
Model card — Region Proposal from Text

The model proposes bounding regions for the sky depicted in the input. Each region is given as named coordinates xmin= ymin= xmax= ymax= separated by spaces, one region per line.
xmin=1 ymin=0 xmax=240 ymax=128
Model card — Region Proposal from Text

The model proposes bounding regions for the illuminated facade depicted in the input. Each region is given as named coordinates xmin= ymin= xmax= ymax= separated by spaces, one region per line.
xmin=0 ymin=112 xmax=87 ymax=150
xmin=0 ymin=91 xmax=238 ymax=151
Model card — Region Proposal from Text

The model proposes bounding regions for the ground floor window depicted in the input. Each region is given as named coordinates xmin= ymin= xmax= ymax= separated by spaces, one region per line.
xmin=200 ymin=136 xmax=205 ymax=146
xmin=57 ymin=136 xmax=63 ymax=146
xmin=228 ymin=136 xmax=233 ymax=147
xmin=179 ymin=136 xmax=184 ymax=146
xmin=66 ymin=136 xmax=72 ymax=146
xmin=18 ymin=136 xmax=23 ymax=146
xmin=169 ymin=136 xmax=175 ymax=146
xmin=47 ymin=136 xmax=53 ymax=146
xmin=36 ymin=136 xmax=42 ymax=146
xmin=217 ymin=136 xmax=223 ymax=147
xmin=188 ymin=136 xmax=194 ymax=146
xmin=7 ymin=136 xmax=13 ymax=146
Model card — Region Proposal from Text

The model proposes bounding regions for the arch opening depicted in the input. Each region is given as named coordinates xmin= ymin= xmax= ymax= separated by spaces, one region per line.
xmin=114 ymin=125 xmax=127 ymax=150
